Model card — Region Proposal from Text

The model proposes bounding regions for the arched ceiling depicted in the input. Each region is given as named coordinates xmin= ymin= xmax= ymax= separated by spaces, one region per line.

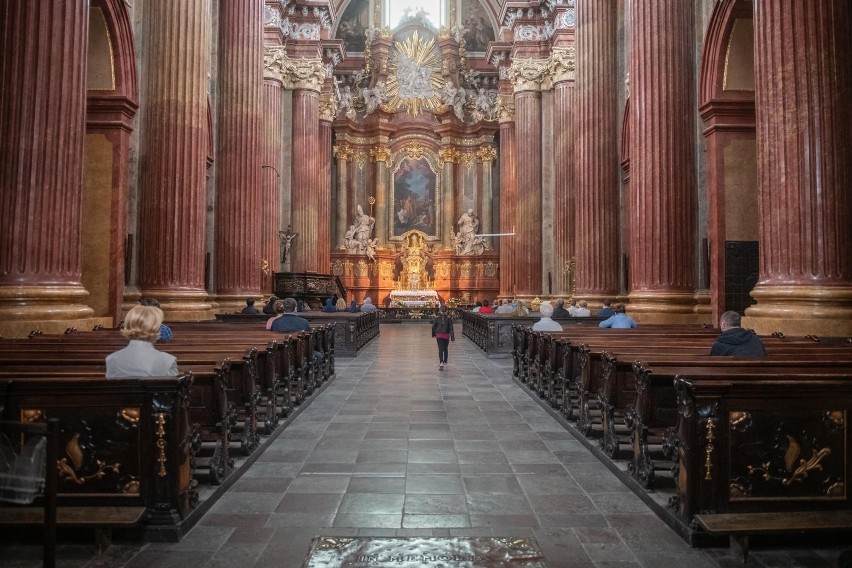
xmin=330 ymin=0 xmax=503 ymax=31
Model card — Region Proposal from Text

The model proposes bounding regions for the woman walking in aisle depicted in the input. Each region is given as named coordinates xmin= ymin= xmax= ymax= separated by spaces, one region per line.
xmin=431 ymin=305 xmax=455 ymax=370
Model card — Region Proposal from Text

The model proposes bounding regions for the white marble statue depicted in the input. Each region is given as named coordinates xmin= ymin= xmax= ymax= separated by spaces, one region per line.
xmin=345 ymin=204 xmax=376 ymax=257
xmin=453 ymin=208 xmax=490 ymax=256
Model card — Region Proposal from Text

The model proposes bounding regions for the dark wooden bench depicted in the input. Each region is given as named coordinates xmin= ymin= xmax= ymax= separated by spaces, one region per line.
xmin=695 ymin=510 xmax=852 ymax=562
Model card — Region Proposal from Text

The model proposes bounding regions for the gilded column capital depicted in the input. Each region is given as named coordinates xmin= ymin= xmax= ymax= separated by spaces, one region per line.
xmin=370 ymin=146 xmax=391 ymax=167
xmin=439 ymin=147 xmax=461 ymax=164
xmin=549 ymin=47 xmax=576 ymax=85
xmin=333 ymin=143 xmax=354 ymax=161
xmin=264 ymin=46 xmax=325 ymax=92
xmin=495 ymin=95 xmax=515 ymax=123
xmin=477 ymin=146 xmax=498 ymax=163
xmin=509 ymin=58 xmax=551 ymax=93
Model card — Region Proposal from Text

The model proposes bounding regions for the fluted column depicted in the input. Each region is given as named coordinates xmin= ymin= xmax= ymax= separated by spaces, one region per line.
xmin=440 ymin=152 xmax=457 ymax=250
xmin=215 ymin=0 xmax=264 ymax=309
xmin=333 ymin=144 xmax=352 ymax=248
xmin=498 ymin=118 xmax=517 ymax=298
xmin=291 ymin=87 xmax=322 ymax=272
xmin=0 ymin=0 xmax=96 ymax=335
xmin=744 ymin=0 xmax=852 ymax=336
xmin=478 ymin=147 xmax=497 ymax=248
xmin=574 ymin=0 xmax=619 ymax=304
xmin=317 ymin=118 xmax=333 ymax=273
xmin=136 ymin=0 xmax=212 ymax=319
xmin=627 ymin=0 xmax=698 ymax=320
xmin=510 ymin=59 xmax=549 ymax=297
xmin=372 ymin=147 xmax=390 ymax=247
xmin=551 ymin=47 xmax=577 ymax=298
xmin=262 ymin=77 xmax=283 ymax=286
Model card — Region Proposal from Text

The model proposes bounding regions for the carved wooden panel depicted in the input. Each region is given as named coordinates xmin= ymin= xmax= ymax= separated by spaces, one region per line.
xmin=728 ymin=409 xmax=846 ymax=501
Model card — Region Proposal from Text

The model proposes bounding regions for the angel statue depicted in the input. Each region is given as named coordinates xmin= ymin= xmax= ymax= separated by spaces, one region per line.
xmin=442 ymin=82 xmax=467 ymax=121
xmin=362 ymin=81 xmax=387 ymax=115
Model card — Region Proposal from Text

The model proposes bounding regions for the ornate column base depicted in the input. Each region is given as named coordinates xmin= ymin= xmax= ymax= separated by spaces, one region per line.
xmin=626 ymin=291 xmax=712 ymax=325
xmin=743 ymin=285 xmax=852 ymax=337
xmin=0 ymin=285 xmax=111 ymax=337
xmin=134 ymin=288 xmax=215 ymax=321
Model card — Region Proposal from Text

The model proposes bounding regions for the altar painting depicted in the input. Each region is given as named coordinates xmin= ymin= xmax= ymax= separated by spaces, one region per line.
xmin=336 ymin=0 xmax=369 ymax=53
xmin=461 ymin=0 xmax=495 ymax=53
xmin=391 ymin=157 xmax=438 ymax=239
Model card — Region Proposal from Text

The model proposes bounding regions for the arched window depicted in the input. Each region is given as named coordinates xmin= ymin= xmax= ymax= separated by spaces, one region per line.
xmin=385 ymin=0 xmax=445 ymax=29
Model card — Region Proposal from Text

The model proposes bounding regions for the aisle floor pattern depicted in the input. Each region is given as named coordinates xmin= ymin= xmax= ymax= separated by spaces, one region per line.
xmin=3 ymin=325 xmax=847 ymax=567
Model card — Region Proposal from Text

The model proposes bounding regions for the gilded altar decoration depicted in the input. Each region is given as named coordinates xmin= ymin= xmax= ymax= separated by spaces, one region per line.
xmin=403 ymin=141 xmax=428 ymax=160
xmin=477 ymin=146 xmax=497 ymax=163
xmin=333 ymin=143 xmax=354 ymax=161
xmin=370 ymin=145 xmax=391 ymax=166
xmin=396 ymin=230 xmax=432 ymax=291
xmin=331 ymin=259 xmax=345 ymax=276
xmin=378 ymin=260 xmax=394 ymax=280
xmin=385 ymin=32 xmax=446 ymax=116
xmin=439 ymin=147 xmax=461 ymax=164
xmin=353 ymin=150 xmax=368 ymax=170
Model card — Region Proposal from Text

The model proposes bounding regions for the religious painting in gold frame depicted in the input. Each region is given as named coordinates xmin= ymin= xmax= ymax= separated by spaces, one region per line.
xmin=389 ymin=146 xmax=441 ymax=242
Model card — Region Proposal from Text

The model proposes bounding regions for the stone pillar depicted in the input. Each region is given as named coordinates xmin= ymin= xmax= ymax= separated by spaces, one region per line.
xmin=272 ymin=56 xmax=326 ymax=273
xmin=574 ymin=0 xmax=619 ymax=305
xmin=626 ymin=0 xmax=698 ymax=321
xmin=478 ymin=146 xmax=497 ymax=248
xmin=744 ymin=0 xmax=852 ymax=337
xmin=333 ymin=144 xmax=353 ymax=248
xmin=317 ymin=117 xmax=333 ymax=273
xmin=262 ymin=77 xmax=283 ymax=285
xmin=440 ymin=149 xmax=458 ymax=250
xmin=372 ymin=146 xmax=391 ymax=247
xmin=498 ymin=111 xmax=517 ymax=299
xmin=510 ymin=59 xmax=549 ymax=297
xmin=135 ymin=0 xmax=212 ymax=319
xmin=0 ymin=0 xmax=101 ymax=336
xmin=551 ymin=48 xmax=577 ymax=298
xmin=215 ymin=0 xmax=264 ymax=310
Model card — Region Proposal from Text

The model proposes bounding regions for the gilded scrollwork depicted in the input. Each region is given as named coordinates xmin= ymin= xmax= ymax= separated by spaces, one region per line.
xmin=353 ymin=150 xmax=368 ymax=170
xmin=403 ymin=141 xmax=428 ymax=160
xmin=438 ymin=147 xmax=461 ymax=164
xmin=370 ymin=146 xmax=392 ymax=166
xmin=332 ymin=144 xmax=354 ymax=162
xmin=156 ymin=412 xmax=167 ymax=478
xmin=477 ymin=146 xmax=497 ymax=163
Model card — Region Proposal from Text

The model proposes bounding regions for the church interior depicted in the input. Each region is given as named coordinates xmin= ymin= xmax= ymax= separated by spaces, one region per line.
xmin=1 ymin=0 xmax=852 ymax=567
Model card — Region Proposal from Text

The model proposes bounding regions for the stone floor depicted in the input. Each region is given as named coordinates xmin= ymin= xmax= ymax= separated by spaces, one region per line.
xmin=2 ymin=325 xmax=848 ymax=567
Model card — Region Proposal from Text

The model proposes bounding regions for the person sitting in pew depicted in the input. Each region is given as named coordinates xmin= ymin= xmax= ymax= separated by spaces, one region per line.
xmin=266 ymin=300 xmax=285 ymax=330
xmin=596 ymin=299 xmax=614 ymax=318
xmin=479 ymin=299 xmax=494 ymax=314
xmin=551 ymin=298 xmax=571 ymax=319
xmin=140 ymin=298 xmax=172 ymax=341
xmin=241 ymin=298 xmax=261 ymax=314
xmin=271 ymin=298 xmax=311 ymax=332
xmin=495 ymin=299 xmax=514 ymax=314
xmin=512 ymin=300 xmax=529 ymax=317
xmin=360 ymin=297 xmax=377 ymax=313
xmin=598 ymin=303 xmax=637 ymax=329
xmin=263 ymin=295 xmax=278 ymax=315
xmin=710 ymin=310 xmax=766 ymax=357
xmin=532 ymin=301 xmax=563 ymax=332
xmin=106 ymin=305 xmax=178 ymax=378
xmin=322 ymin=298 xmax=337 ymax=313
xmin=574 ymin=300 xmax=591 ymax=317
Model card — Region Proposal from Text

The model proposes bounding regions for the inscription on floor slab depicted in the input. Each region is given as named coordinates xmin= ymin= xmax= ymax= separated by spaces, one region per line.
xmin=303 ymin=537 xmax=548 ymax=567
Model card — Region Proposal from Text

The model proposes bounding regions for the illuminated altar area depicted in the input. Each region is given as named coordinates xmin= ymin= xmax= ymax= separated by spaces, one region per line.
xmin=329 ymin=0 xmax=500 ymax=306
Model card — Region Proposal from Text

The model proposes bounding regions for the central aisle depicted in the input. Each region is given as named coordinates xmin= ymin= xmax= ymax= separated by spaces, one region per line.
xmin=129 ymin=326 xmax=744 ymax=567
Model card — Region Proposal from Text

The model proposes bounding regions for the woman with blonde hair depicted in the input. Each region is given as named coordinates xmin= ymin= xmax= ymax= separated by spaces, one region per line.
xmin=512 ymin=299 xmax=529 ymax=317
xmin=106 ymin=305 xmax=178 ymax=377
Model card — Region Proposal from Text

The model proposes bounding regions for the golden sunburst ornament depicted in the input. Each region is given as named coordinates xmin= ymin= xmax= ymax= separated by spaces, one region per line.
xmin=385 ymin=31 xmax=445 ymax=116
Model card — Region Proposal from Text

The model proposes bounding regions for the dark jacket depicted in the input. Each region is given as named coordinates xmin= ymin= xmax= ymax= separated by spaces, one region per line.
xmin=551 ymin=306 xmax=571 ymax=319
xmin=263 ymin=302 xmax=277 ymax=315
xmin=709 ymin=328 xmax=766 ymax=357
xmin=596 ymin=307 xmax=615 ymax=318
xmin=322 ymin=299 xmax=336 ymax=313
xmin=271 ymin=313 xmax=310 ymax=332
xmin=431 ymin=314 xmax=455 ymax=340
xmin=241 ymin=306 xmax=261 ymax=315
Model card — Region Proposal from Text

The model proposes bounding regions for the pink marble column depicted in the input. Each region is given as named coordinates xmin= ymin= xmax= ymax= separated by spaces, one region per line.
xmin=0 ymin=0 xmax=94 ymax=332
xmin=290 ymin=88 xmax=322 ymax=273
xmin=514 ymin=90 xmax=543 ymax=297
xmin=574 ymin=0 xmax=620 ymax=303
xmin=137 ymin=0 xmax=212 ymax=319
xmin=262 ymin=77 xmax=283 ymax=288
xmin=498 ymin=120 xmax=517 ymax=298
xmin=627 ymin=0 xmax=697 ymax=317
xmin=215 ymin=0 xmax=264 ymax=308
xmin=552 ymin=81 xmax=575 ymax=297
xmin=745 ymin=0 xmax=852 ymax=335
xmin=317 ymin=118 xmax=333 ymax=274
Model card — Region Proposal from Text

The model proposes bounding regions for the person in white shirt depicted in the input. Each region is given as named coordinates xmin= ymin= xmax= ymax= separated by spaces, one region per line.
xmin=106 ymin=305 xmax=178 ymax=378
xmin=532 ymin=301 xmax=563 ymax=332
xmin=573 ymin=300 xmax=591 ymax=317
xmin=495 ymin=299 xmax=514 ymax=314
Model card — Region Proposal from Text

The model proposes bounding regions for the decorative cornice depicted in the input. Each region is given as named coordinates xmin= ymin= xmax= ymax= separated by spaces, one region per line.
xmin=370 ymin=146 xmax=392 ymax=166
xmin=509 ymin=57 xmax=551 ymax=92
xmin=264 ymin=47 xmax=325 ymax=91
